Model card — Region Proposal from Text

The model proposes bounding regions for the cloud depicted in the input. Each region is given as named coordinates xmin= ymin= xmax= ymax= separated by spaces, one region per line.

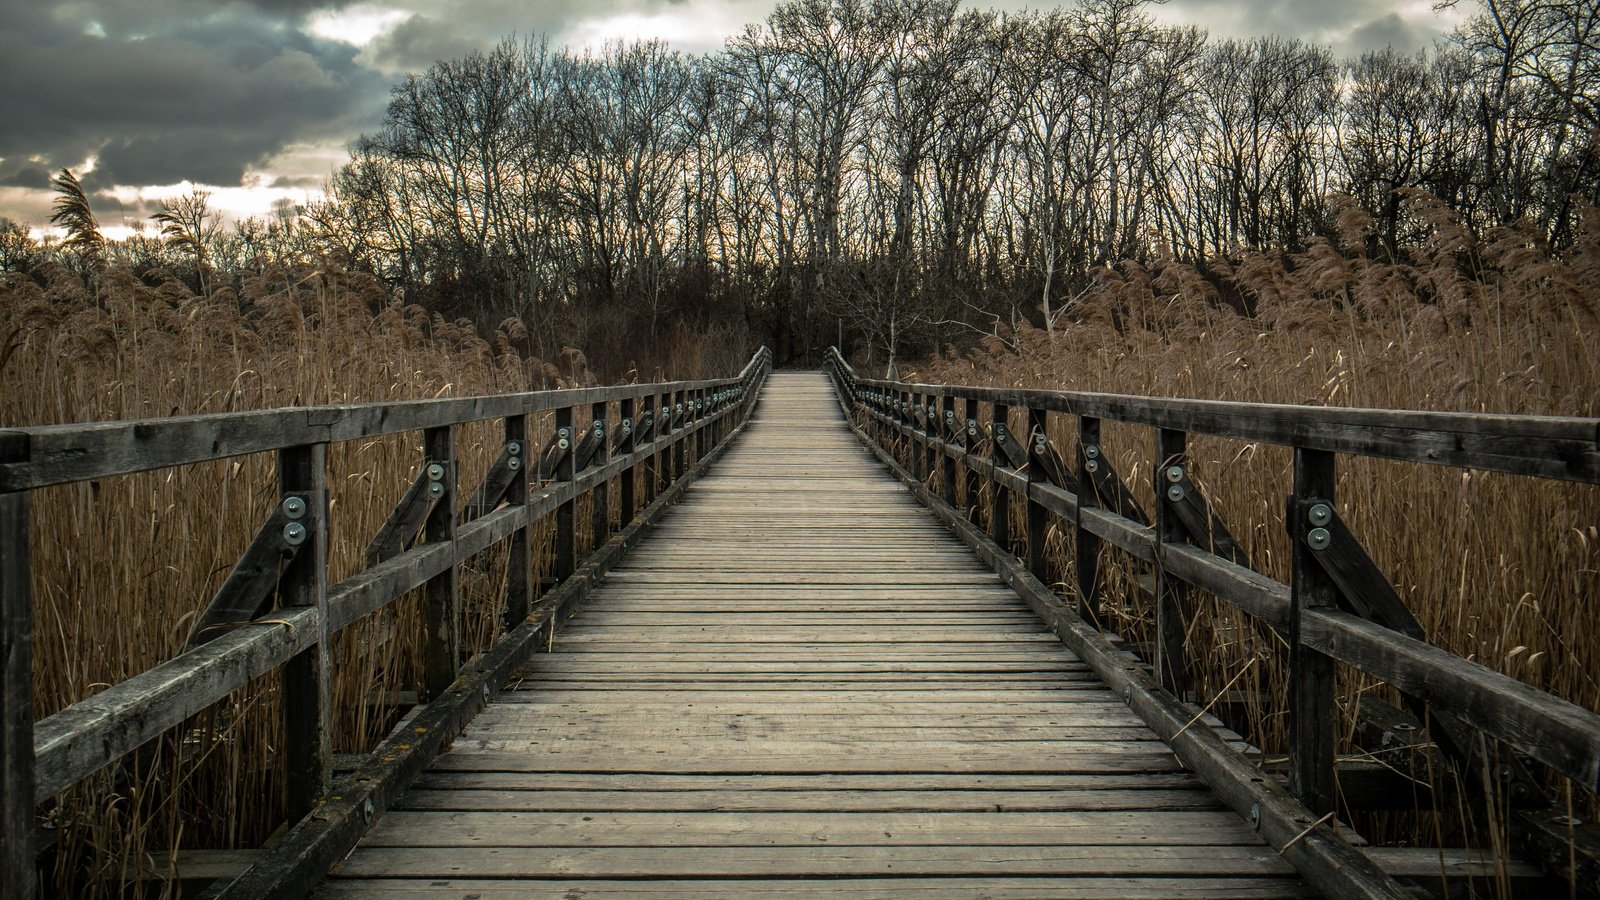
xmin=0 ymin=1 xmax=386 ymax=197
xmin=359 ymin=13 xmax=489 ymax=74
xmin=1337 ymin=12 xmax=1435 ymax=56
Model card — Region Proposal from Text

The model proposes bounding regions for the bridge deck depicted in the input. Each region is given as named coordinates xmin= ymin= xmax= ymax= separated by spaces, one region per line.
xmin=316 ymin=373 xmax=1309 ymax=898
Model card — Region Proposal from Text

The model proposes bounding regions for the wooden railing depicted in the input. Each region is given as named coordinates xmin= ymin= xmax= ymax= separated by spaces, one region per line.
xmin=825 ymin=347 xmax=1600 ymax=899
xmin=0 ymin=346 xmax=771 ymax=899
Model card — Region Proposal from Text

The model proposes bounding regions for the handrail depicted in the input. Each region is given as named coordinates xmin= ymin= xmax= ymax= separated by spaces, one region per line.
xmin=0 ymin=347 xmax=773 ymax=900
xmin=824 ymin=346 xmax=1600 ymax=898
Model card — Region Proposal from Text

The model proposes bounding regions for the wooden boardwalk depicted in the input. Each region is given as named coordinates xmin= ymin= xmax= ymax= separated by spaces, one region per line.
xmin=316 ymin=373 xmax=1308 ymax=898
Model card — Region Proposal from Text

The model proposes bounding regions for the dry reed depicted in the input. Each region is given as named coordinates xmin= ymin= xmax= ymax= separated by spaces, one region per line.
xmin=0 ymin=261 xmax=725 ymax=897
xmin=907 ymin=193 xmax=1600 ymax=872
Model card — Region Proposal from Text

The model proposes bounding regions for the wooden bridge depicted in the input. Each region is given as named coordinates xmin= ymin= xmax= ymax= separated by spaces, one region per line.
xmin=2 ymin=348 xmax=1598 ymax=898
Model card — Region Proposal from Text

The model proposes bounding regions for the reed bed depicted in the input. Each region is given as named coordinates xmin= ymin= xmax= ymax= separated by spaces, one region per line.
xmin=906 ymin=193 xmax=1600 ymax=870
xmin=0 ymin=262 xmax=726 ymax=897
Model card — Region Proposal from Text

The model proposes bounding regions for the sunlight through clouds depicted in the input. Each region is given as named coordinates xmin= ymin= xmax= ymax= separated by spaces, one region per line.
xmin=565 ymin=1 xmax=745 ymax=54
xmin=307 ymin=3 xmax=411 ymax=47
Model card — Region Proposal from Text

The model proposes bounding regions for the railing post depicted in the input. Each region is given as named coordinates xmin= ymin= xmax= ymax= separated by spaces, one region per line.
xmin=1075 ymin=416 xmax=1103 ymax=628
xmin=554 ymin=407 xmax=576 ymax=586
xmin=1290 ymin=447 xmax=1338 ymax=814
xmin=279 ymin=442 xmax=330 ymax=821
xmin=421 ymin=426 xmax=458 ymax=700
xmin=1027 ymin=407 xmax=1050 ymax=585
xmin=1 ymin=433 xmax=34 ymax=900
xmin=618 ymin=397 xmax=636 ymax=527
xmin=990 ymin=403 xmax=1011 ymax=551
xmin=962 ymin=397 xmax=981 ymax=523
xmin=1154 ymin=428 xmax=1190 ymax=698
xmin=504 ymin=414 xmax=531 ymax=630
xmin=590 ymin=402 xmax=609 ymax=550
xmin=941 ymin=395 xmax=957 ymax=505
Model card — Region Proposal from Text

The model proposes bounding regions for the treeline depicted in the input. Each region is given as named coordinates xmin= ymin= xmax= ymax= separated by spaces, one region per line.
xmin=8 ymin=0 xmax=1597 ymax=374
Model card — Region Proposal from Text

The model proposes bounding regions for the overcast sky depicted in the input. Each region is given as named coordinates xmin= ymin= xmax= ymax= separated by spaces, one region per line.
xmin=0 ymin=0 xmax=1467 ymax=237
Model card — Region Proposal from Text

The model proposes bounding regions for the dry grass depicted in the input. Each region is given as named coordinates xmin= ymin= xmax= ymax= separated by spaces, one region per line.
xmin=0 ymin=262 xmax=729 ymax=897
xmin=906 ymin=193 xmax=1600 ymax=862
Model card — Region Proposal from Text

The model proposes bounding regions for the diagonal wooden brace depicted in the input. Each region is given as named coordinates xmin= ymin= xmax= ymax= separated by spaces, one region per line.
xmin=572 ymin=419 xmax=606 ymax=472
xmin=1027 ymin=427 xmax=1077 ymax=491
xmin=364 ymin=463 xmax=444 ymax=566
xmin=187 ymin=494 xmax=309 ymax=648
xmin=536 ymin=425 xmax=571 ymax=481
xmin=1292 ymin=498 xmax=1550 ymax=809
xmin=1163 ymin=476 xmax=1250 ymax=567
xmin=993 ymin=421 xmax=1029 ymax=470
xmin=464 ymin=441 xmax=524 ymax=522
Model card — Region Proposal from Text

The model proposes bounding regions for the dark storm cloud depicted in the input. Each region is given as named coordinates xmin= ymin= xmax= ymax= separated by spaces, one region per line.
xmin=361 ymin=13 xmax=491 ymax=74
xmin=0 ymin=0 xmax=385 ymax=190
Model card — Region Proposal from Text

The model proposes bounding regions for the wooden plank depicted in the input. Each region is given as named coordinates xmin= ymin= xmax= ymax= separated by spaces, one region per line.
xmin=280 ymin=443 xmax=332 ymax=823
xmin=333 ymin=843 xmax=1296 ymax=878
xmin=315 ymin=876 xmax=1318 ymax=899
xmin=359 ymin=810 xmax=1267 ymax=847
xmin=0 ymin=483 xmax=34 ymax=900
xmin=392 ymin=788 xmax=1222 ymax=813
xmin=420 ymin=426 xmax=458 ymax=700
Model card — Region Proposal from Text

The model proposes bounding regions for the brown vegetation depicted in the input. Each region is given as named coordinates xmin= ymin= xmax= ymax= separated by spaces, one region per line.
xmin=0 ymin=261 xmax=731 ymax=897
xmin=906 ymin=192 xmax=1600 ymax=857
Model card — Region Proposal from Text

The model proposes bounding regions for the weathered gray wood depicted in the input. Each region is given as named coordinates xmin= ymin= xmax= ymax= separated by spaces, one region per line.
xmin=0 ymin=480 xmax=34 ymax=900
xmin=833 ymin=381 xmax=1412 ymax=899
xmin=280 ymin=443 xmax=332 ymax=823
xmin=420 ymin=426 xmax=458 ymax=700
xmin=213 ymin=363 xmax=769 ymax=900
xmin=0 ymin=352 xmax=769 ymax=492
xmin=846 ymin=372 xmax=1600 ymax=483
xmin=362 ymin=468 xmax=432 ymax=567
xmin=188 ymin=503 xmax=302 ymax=648
xmin=1075 ymin=416 xmax=1102 ymax=628
xmin=504 ymin=415 xmax=531 ymax=629
xmin=1290 ymin=448 xmax=1338 ymax=816
xmin=553 ymin=406 xmax=576 ymax=585
xmin=1154 ymin=428 xmax=1189 ymax=698
xmin=34 ymin=606 xmax=322 ymax=804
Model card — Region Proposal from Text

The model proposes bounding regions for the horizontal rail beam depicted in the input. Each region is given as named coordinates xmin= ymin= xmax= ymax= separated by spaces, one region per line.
xmin=846 ymin=368 xmax=1600 ymax=484
xmin=0 ymin=352 xmax=769 ymax=491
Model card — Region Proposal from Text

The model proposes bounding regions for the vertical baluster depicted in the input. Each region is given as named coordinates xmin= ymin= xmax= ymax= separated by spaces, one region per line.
xmin=1290 ymin=447 xmax=1338 ymax=814
xmin=279 ymin=442 xmax=330 ymax=821
xmin=553 ymin=407 xmax=576 ymax=588
xmin=591 ymin=402 xmax=609 ymax=550
xmin=618 ymin=396 xmax=636 ymax=527
xmin=504 ymin=414 xmax=530 ymax=629
xmin=962 ymin=397 xmax=981 ymax=523
xmin=421 ymin=426 xmax=458 ymax=699
xmin=990 ymin=403 xmax=1011 ymax=551
xmin=1076 ymin=416 xmax=1103 ymax=628
xmin=1154 ymin=429 xmax=1190 ymax=698
xmin=1026 ymin=407 xmax=1050 ymax=585
xmin=1 ymin=433 xmax=34 ymax=900
xmin=941 ymin=395 xmax=957 ymax=505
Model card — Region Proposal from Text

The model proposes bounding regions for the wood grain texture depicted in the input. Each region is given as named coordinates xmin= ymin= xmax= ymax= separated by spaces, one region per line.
xmin=316 ymin=373 xmax=1303 ymax=899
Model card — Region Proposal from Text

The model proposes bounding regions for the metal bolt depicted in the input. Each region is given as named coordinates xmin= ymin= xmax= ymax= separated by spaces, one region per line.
xmin=506 ymin=441 xmax=522 ymax=455
xmin=426 ymin=462 xmax=445 ymax=481
xmin=283 ymin=521 xmax=308 ymax=547
xmin=1167 ymin=484 xmax=1184 ymax=502
xmin=1122 ymin=684 xmax=1132 ymax=702
xmin=945 ymin=410 xmax=955 ymax=421
xmin=1307 ymin=527 xmax=1331 ymax=550
xmin=428 ymin=481 xmax=445 ymax=499
xmin=281 ymin=496 xmax=307 ymax=520
xmin=1084 ymin=444 xmax=1100 ymax=459
xmin=621 ymin=418 xmax=632 ymax=432
xmin=676 ymin=403 xmax=684 ymax=413
xmin=362 ymin=797 xmax=375 ymax=825
xmin=1165 ymin=465 xmax=1183 ymax=483
xmin=996 ymin=427 xmax=1007 ymax=443
xmin=482 ymin=683 xmax=492 ymax=701
xmin=967 ymin=420 xmax=978 ymax=435
xmin=1308 ymin=503 xmax=1333 ymax=527
xmin=557 ymin=438 xmax=569 ymax=450
xmin=1034 ymin=436 xmax=1046 ymax=453
xmin=1250 ymin=803 xmax=1261 ymax=829
xmin=508 ymin=457 xmax=521 ymax=471
xmin=558 ymin=426 xmax=571 ymax=439
xmin=593 ymin=421 xmax=604 ymax=437
xmin=1086 ymin=459 xmax=1100 ymax=474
